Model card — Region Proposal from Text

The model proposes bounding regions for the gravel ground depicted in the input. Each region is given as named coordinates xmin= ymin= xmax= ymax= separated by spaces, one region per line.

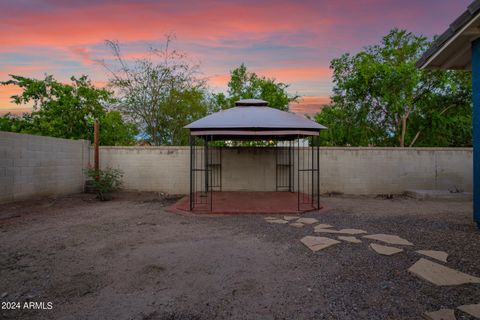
xmin=0 ymin=192 xmax=479 ymax=320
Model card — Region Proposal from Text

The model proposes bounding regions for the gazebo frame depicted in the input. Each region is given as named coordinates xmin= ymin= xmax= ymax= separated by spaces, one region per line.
xmin=188 ymin=135 xmax=321 ymax=212
xmin=185 ymin=99 xmax=325 ymax=213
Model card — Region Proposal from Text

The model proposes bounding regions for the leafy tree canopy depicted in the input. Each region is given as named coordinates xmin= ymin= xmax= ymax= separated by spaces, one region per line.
xmin=0 ymin=75 xmax=138 ymax=145
xmin=316 ymin=29 xmax=472 ymax=147
xmin=214 ymin=64 xmax=299 ymax=111
xmin=101 ymin=36 xmax=213 ymax=146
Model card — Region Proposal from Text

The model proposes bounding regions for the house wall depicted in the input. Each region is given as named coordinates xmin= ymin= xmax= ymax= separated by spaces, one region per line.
xmin=95 ymin=146 xmax=472 ymax=195
xmin=0 ymin=132 xmax=90 ymax=203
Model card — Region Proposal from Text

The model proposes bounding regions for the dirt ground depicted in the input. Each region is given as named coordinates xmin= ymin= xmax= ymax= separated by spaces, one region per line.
xmin=0 ymin=192 xmax=479 ymax=320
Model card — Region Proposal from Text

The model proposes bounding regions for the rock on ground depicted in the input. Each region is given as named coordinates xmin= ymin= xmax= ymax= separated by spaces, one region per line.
xmin=416 ymin=250 xmax=448 ymax=263
xmin=370 ymin=243 xmax=403 ymax=256
xmin=289 ymin=222 xmax=304 ymax=228
xmin=296 ymin=218 xmax=318 ymax=224
xmin=423 ymin=308 xmax=456 ymax=320
xmin=409 ymin=258 xmax=480 ymax=286
xmin=458 ymin=303 xmax=480 ymax=318
xmin=338 ymin=236 xmax=362 ymax=244
xmin=266 ymin=219 xmax=288 ymax=224
xmin=300 ymin=236 xmax=340 ymax=252
xmin=363 ymin=234 xmax=413 ymax=246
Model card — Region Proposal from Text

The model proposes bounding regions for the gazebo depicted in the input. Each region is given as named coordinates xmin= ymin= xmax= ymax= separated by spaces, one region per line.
xmin=176 ymin=99 xmax=326 ymax=214
xmin=416 ymin=0 xmax=480 ymax=228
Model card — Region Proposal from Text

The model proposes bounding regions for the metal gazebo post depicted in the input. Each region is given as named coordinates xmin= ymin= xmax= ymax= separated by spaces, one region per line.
xmin=297 ymin=135 xmax=300 ymax=212
xmin=189 ymin=134 xmax=194 ymax=211
xmin=94 ymin=119 xmax=100 ymax=173
xmin=317 ymin=134 xmax=320 ymax=210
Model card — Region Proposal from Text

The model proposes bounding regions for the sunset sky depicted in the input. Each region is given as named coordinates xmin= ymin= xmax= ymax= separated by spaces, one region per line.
xmin=0 ymin=0 xmax=472 ymax=116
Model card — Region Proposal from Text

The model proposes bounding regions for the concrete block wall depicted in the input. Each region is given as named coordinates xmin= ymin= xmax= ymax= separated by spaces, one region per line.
xmin=222 ymin=147 xmax=277 ymax=191
xmin=319 ymin=148 xmax=472 ymax=194
xmin=96 ymin=147 xmax=190 ymax=194
xmin=0 ymin=132 xmax=90 ymax=203
xmin=96 ymin=146 xmax=472 ymax=195
xmin=3 ymin=133 xmax=470 ymax=202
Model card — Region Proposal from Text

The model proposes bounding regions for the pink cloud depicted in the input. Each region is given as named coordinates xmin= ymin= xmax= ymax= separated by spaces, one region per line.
xmin=68 ymin=47 xmax=94 ymax=65
xmin=0 ymin=0 xmax=472 ymax=117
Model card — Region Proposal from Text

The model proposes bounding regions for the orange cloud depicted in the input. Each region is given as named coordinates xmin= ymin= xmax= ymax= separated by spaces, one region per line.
xmin=299 ymin=96 xmax=331 ymax=105
xmin=0 ymin=84 xmax=33 ymax=115
xmin=207 ymin=67 xmax=331 ymax=89
xmin=257 ymin=67 xmax=332 ymax=82
xmin=208 ymin=74 xmax=230 ymax=88
xmin=290 ymin=95 xmax=331 ymax=116
xmin=0 ymin=84 xmax=22 ymax=101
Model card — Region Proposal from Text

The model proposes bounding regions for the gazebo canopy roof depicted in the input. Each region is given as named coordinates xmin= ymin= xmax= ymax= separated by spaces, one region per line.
xmin=185 ymin=99 xmax=326 ymax=139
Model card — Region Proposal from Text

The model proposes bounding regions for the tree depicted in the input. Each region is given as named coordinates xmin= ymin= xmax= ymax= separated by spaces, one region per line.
xmin=93 ymin=111 xmax=138 ymax=146
xmin=101 ymin=36 xmax=212 ymax=146
xmin=0 ymin=75 xmax=138 ymax=145
xmin=0 ymin=113 xmax=31 ymax=133
xmin=215 ymin=64 xmax=299 ymax=111
xmin=316 ymin=29 xmax=472 ymax=147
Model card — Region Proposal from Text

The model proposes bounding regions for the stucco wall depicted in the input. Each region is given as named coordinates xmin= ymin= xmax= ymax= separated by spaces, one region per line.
xmin=0 ymin=132 xmax=90 ymax=203
xmin=96 ymin=146 xmax=472 ymax=195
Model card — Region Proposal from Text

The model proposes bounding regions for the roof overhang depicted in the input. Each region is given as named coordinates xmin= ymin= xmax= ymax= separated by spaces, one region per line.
xmin=417 ymin=0 xmax=480 ymax=70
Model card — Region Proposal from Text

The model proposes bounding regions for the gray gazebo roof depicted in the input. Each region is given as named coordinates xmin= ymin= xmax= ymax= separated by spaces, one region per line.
xmin=185 ymin=99 xmax=326 ymax=139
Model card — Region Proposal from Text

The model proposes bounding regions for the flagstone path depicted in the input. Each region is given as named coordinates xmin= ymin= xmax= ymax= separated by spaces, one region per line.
xmin=262 ymin=214 xmax=480 ymax=319
xmin=314 ymin=227 xmax=367 ymax=235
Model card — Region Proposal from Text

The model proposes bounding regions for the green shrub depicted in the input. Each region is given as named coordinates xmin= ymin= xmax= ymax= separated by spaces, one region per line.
xmin=84 ymin=167 xmax=123 ymax=201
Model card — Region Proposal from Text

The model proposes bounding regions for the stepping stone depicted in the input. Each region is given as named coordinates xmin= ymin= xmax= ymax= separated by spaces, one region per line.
xmin=338 ymin=236 xmax=362 ymax=243
xmin=314 ymin=223 xmax=333 ymax=229
xmin=266 ymin=219 xmax=288 ymax=224
xmin=314 ymin=228 xmax=367 ymax=235
xmin=424 ymin=308 xmax=456 ymax=320
xmin=370 ymin=243 xmax=403 ymax=256
xmin=338 ymin=228 xmax=367 ymax=235
xmin=300 ymin=236 xmax=340 ymax=252
xmin=290 ymin=222 xmax=304 ymax=228
xmin=314 ymin=227 xmax=342 ymax=234
xmin=458 ymin=304 xmax=480 ymax=318
xmin=363 ymin=234 xmax=413 ymax=246
xmin=296 ymin=218 xmax=318 ymax=224
xmin=409 ymin=258 xmax=480 ymax=286
xmin=416 ymin=250 xmax=448 ymax=263
xmin=284 ymin=216 xmax=299 ymax=221
xmin=264 ymin=216 xmax=278 ymax=220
